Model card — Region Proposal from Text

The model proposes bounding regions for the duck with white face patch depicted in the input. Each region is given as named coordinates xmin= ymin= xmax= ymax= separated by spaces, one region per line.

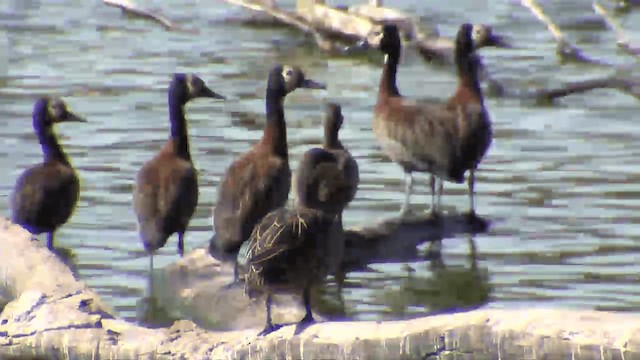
xmin=211 ymin=64 xmax=326 ymax=288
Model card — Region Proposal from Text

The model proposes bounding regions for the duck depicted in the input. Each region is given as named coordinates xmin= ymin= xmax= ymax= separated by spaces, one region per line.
xmin=444 ymin=23 xmax=493 ymax=221
xmin=367 ymin=23 xmax=491 ymax=221
xmin=295 ymin=102 xmax=359 ymax=290
xmin=133 ymin=73 xmax=224 ymax=268
xmin=11 ymin=97 xmax=86 ymax=250
xmin=211 ymin=64 xmax=326 ymax=286
xmin=415 ymin=24 xmax=510 ymax=65
xmin=295 ymin=103 xmax=359 ymax=214
xmin=244 ymin=144 xmax=350 ymax=336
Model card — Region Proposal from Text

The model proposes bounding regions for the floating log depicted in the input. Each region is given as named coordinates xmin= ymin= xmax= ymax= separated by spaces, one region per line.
xmin=220 ymin=0 xmax=507 ymax=64
xmin=2 ymin=216 xmax=640 ymax=359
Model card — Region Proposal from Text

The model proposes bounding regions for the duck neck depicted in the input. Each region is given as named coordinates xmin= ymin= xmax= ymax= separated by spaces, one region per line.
xmin=37 ymin=124 xmax=69 ymax=164
xmin=323 ymin=126 xmax=340 ymax=149
xmin=380 ymin=51 xmax=401 ymax=97
xmin=168 ymin=94 xmax=191 ymax=161
xmin=456 ymin=54 xmax=484 ymax=103
xmin=262 ymin=89 xmax=288 ymax=158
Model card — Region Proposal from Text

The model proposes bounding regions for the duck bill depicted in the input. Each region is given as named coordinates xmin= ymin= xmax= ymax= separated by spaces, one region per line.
xmin=201 ymin=86 xmax=226 ymax=99
xmin=300 ymin=78 xmax=327 ymax=90
xmin=486 ymin=34 xmax=511 ymax=48
xmin=62 ymin=111 xmax=87 ymax=123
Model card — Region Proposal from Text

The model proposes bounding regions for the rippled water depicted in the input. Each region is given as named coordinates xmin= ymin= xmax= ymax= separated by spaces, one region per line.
xmin=2 ymin=0 xmax=640 ymax=323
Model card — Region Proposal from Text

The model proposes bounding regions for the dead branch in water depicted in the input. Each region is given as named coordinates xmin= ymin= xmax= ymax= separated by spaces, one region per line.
xmin=531 ymin=76 xmax=640 ymax=103
xmin=103 ymin=0 xmax=195 ymax=33
xmin=593 ymin=2 xmax=640 ymax=57
xmin=519 ymin=0 xmax=603 ymax=65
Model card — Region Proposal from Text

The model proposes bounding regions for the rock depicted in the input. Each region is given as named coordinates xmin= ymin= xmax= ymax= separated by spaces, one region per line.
xmin=1 ymin=216 xmax=639 ymax=359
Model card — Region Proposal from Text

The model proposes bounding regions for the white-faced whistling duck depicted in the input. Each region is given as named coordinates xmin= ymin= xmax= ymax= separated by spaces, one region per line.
xmin=211 ymin=65 xmax=326 ymax=286
xmin=134 ymin=73 xmax=224 ymax=266
xmin=244 ymin=134 xmax=353 ymax=336
xmin=11 ymin=97 xmax=86 ymax=250
xmin=444 ymin=23 xmax=493 ymax=222
xmin=295 ymin=102 xmax=359 ymax=221
xmin=294 ymin=102 xmax=359 ymax=292
xmin=369 ymin=23 xmax=492 ymax=222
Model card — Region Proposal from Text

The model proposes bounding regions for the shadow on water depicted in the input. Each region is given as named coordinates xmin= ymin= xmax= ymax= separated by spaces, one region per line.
xmin=342 ymin=212 xmax=491 ymax=274
xmin=315 ymin=213 xmax=491 ymax=321
xmin=375 ymin=233 xmax=490 ymax=319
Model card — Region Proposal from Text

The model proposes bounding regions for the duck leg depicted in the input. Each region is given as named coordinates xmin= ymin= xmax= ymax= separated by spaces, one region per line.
xmin=46 ymin=232 xmax=55 ymax=250
xmin=177 ymin=231 xmax=185 ymax=257
xmin=437 ymin=176 xmax=444 ymax=212
xmin=294 ymin=287 xmax=315 ymax=335
xmin=400 ymin=172 xmax=414 ymax=217
xmin=222 ymin=260 xmax=243 ymax=290
xmin=428 ymin=175 xmax=441 ymax=221
xmin=258 ymin=294 xmax=282 ymax=336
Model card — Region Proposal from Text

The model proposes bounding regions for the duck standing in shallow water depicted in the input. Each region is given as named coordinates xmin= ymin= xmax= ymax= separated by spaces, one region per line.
xmin=444 ymin=23 xmax=493 ymax=221
xmin=11 ymin=97 xmax=86 ymax=250
xmin=366 ymin=23 xmax=491 ymax=221
xmin=244 ymin=129 xmax=354 ymax=336
xmin=134 ymin=73 xmax=224 ymax=267
xmin=211 ymin=65 xmax=326 ymax=286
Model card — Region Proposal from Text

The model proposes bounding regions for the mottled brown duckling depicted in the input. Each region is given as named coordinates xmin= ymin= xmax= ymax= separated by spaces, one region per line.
xmin=11 ymin=97 xmax=86 ymax=250
xmin=134 ymin=73 xmax=224 ymax=268
xmin=295 ymin=103 xmax=359 ymax=213
xmin=211 ymin=65 xmax=326 ymax=286
xmin=244 ymin=147 xmax=349 ymax=336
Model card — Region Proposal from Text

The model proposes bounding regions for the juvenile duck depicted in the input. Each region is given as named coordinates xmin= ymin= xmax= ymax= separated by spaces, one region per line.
xmin=368 ymin=23 xmax=491 ymax=220
xmin=11 ymin=97 xmax=86 ymax=250
xmin=245 ymin=147 xmax=348 ymax=336
xmin=134 ymin=73 xmax=224 ymax=266
xmin=211 ymin=65 xmax=326 ymax=285
xmin=295 ymin=102 xmax=359 ymax=214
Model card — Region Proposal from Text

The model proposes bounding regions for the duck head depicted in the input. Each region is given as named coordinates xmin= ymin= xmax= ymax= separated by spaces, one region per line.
xmin=471 ymin=24 xmax=511 ymax=49
xmin=267 ymin=65 xmax=326 ymax=96
xmin=34 ymin=97 xmax=86 ymax=128
xmin=169 ymin=73 xmax=225 ymax=105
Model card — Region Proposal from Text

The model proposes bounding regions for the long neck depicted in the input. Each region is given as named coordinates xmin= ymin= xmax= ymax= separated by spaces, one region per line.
xmin=379 ymin=51 xmax=401 ymax=97
xmin=168 ymin=95 xmax=191 ymax=160
xmin=456 ymin=54 xmax=484 ymax=104
xmin=323 ymin=126 xmax=340 ymax=149
xmin=262 ymin=89 xmax=288 ymax=158
xmin=36 ymin=123 xmax=69 ymax=164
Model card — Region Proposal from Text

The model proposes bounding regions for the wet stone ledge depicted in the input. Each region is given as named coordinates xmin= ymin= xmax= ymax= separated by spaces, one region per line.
xmin=1 ymin=216 xmax=639 ymax=359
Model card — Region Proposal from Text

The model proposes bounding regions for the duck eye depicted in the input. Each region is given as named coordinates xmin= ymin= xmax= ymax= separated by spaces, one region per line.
xmin=286 ymin=70 xmax=293 ymax=77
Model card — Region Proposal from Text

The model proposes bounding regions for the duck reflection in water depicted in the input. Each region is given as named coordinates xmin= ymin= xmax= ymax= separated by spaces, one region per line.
xmin=378 ymin=232 xmax=490 ymax=318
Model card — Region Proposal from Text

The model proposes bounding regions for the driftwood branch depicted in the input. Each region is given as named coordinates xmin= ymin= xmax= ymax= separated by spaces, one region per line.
xmin=528 ymin=75 xmax=640 ymax=103
xmin=103 ymin=0 xmax=194 ymax=33
xmin=520 ymin=0 xmax=603 ymax=64
xmin=593 ymin=2 xmax=640 ymax=57
xmin=2 ymin=216 xmax=640 ymax=359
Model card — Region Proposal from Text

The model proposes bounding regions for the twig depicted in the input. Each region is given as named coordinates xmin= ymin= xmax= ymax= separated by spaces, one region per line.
xmin=593 ymin=2 xmax=640 ymax=57
xmin=103 ymin=0 xmax=193 ymax=33
xmin=520 ymin=0 xmax=601 ymax=64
